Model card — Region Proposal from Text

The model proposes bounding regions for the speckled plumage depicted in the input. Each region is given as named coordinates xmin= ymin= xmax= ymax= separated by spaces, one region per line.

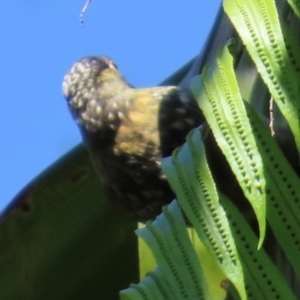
xmin=63 ymin=56 xmax=203 ymax=221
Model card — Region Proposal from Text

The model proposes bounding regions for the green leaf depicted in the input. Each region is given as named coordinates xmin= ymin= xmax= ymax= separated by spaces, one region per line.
xmin=190 ymin=42 xmax=266 ymax=248
xmin=223 ymin=0 xmax=300 ymax=153
xmin=121 ymin=201 xmax=208 ymax=300
xmin=162 ymin=129 xmax=246 ymax=300
xmin=221 ymin=195 xmax=297 ymax=300
xmin=0 ymin=145 xmax=138 ymax=299
xmin=244 ymin=102 xmax=300 ymax=278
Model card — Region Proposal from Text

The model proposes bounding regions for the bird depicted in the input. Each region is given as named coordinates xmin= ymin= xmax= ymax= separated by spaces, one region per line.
xmin=62 ymin=56 xmax=203 ymax=222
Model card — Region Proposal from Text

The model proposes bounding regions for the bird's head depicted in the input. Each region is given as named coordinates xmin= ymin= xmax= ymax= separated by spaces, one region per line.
xmin=62 ymin=56 xmax=130 ymax=134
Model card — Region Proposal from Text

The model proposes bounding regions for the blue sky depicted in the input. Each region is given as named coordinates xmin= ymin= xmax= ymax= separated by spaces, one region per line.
xmin=0 ymin=0 xmax=220 ymax=211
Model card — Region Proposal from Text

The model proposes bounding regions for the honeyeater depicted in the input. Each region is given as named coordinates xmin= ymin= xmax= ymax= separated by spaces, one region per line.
xmin=62 ymin=56 xmax=203 ymax=221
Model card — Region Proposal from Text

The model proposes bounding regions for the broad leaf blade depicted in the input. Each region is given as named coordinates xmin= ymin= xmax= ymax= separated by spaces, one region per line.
xmin=0 ymin=145 xmax=138 ymax=300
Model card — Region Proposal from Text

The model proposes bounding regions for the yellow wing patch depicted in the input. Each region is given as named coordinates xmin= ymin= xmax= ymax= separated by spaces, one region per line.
xmin=113 ymin=90 xmax=161 ymax=156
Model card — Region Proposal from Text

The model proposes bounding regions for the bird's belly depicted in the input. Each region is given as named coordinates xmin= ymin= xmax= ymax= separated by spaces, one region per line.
xmin=90 ymin=145 xmax=174 ymax=221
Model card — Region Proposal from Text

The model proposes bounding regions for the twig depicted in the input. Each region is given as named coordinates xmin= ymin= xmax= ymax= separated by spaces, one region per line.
xmin=80 ymin=0 xmax=92 ymax=26
xmin=269 ymin=97 xmax=275 ymax=136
